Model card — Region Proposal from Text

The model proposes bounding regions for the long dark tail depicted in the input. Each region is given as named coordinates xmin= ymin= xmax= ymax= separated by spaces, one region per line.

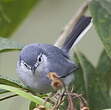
xmin=62 ymin=16 xmax=92 ymax=52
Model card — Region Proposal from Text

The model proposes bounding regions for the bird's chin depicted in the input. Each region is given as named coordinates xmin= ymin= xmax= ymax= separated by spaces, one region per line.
xmin=16 ymin=64 xmax=52 ymax=93
xmin=17 ymin=62 xmax=74 ymax=93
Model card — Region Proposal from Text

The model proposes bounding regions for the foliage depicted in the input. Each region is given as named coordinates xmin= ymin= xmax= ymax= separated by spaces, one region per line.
xmin=89 ymin=0 xmax=111 ymax=59
xmin=0 ymin=0 xmax=111 ymax=110
xmin=29 ymin=102 xmax=37 ymax=110
xmin=0 ymin=37 xmax=24 ymax=52
xmin=74 ymin=52 xmax=111 ymax=110
xmin=0 ymin=84 xmax=52 ymax=108
xmin=0 ymin=0 xmax=39 ymax=37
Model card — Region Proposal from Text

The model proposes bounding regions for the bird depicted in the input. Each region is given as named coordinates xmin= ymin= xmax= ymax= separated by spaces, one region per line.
xmin=16 ymin=16 xmax=92 ymax=93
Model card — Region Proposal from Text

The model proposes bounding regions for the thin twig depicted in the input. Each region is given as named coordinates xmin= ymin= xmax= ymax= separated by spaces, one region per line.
xmin=0 ymin=94 xmax=18 ymax=101
xmin=52 ymin=90 xmax=65 ymax=110
xmin=54 ymin=0 xmax=91 ymax=48
xmin=65 ymin=92 xmax=89 ymax=110
xmin=67 ymin=92 xmax=76 ymax=110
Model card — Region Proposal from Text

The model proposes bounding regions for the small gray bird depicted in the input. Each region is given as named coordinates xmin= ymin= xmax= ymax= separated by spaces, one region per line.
xmin=16 ymin=16 xmax=92 ymax=93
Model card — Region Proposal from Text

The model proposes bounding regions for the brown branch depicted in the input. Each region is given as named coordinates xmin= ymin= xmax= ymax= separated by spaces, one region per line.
xmin=67 ymin=93 xmax=76 ymax=110
xmin=54 ymin=0 xmax=92 ymax=48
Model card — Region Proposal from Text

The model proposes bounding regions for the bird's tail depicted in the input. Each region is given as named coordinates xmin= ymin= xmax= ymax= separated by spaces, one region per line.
xmin=62 ymin=16 xmax=92 ymax=52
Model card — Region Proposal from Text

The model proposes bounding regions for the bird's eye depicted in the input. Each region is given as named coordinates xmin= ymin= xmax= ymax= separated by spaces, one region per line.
xmin=38 ymin=57 xmax=41 ymax=62
xmin=37 ymin=54 xmax=43 ymax=63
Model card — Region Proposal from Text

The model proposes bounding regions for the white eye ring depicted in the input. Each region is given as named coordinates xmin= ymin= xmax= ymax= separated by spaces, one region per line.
xmin=37 ymin=54 xmax=43 ymax=63
xmin=22 ymin=61 xmax=31 ymax=70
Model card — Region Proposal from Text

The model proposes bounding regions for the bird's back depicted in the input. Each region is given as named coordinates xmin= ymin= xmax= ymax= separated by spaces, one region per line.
xmin=36 ymin=44 xmax=77 ymax=78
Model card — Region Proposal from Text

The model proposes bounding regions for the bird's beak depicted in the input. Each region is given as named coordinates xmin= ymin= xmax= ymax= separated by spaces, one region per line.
xmin=31 ymin=63 xmax=39 ymax=74
xmin=31 ymin=67 xmax=36 ymax=74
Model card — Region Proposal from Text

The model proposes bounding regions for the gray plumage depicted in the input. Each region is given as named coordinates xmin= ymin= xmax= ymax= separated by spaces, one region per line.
xmin=20 ymin=44 xmax=77 ymax=77
xmin=16 ymin=16 xmax=92 ymax=93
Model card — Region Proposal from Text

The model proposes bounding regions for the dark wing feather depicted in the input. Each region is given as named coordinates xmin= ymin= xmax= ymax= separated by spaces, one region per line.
xmin=62 ymin=16 xmax=92 ymax=52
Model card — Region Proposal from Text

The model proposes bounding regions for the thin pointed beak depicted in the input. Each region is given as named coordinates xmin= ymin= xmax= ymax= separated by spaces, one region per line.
xmin=31 ymin=63 xmax=39 ymax=74
xmin=31 ymin=66 xmax=36 ymax=74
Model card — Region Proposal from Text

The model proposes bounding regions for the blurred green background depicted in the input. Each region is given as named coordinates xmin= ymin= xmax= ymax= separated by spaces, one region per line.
xmin=0 ymin=0 xmax=103 ymax=109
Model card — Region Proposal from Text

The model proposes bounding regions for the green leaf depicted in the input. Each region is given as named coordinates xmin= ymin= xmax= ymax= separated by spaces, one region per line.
xmin=59 ymin=99 xmax=68 ymax=110
xmin=29 ymin=101 xmax=36 ymax=110
xmin=97 ymin=50 xmax=111 ymax=96
xmin=0 ymin=0 xmax=14 ymax=3
xmin=0 ymin=0 xmax=39 ymax=37
xmin=0 ymin=89 xmax=8 ymax=94
xmin=104 ymin=109 xmax=111 ymax=110
xmin=99 ymin=0 xmax=111 ymax=15
xmin=72 ymin=53 xmax=86 ymax=95
xmin=0 ymin=37 xmax=24 ymax=52
xmin=0 ymin=84 xmax=52 ymax=108
xmin=76 ymin=52 xmax=111 ymax=110
xmin=0 ymin=75 xmax=24 ymax=88
xmin=89 ymin=0 xmax=111 ymax=59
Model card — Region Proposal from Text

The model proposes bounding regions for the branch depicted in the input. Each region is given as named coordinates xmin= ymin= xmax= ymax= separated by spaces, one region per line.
xmin=54 ymin=0 xmax=92 ymax=48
